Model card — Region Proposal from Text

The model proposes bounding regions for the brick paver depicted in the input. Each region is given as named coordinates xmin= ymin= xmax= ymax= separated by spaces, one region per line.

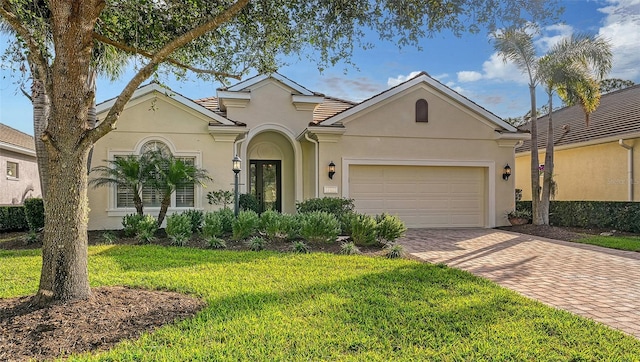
xmin=398 ymin=228 xmax=640 ymax=339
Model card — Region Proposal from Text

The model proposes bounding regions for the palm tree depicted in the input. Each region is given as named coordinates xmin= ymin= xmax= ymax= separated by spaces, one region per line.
xmin=146 ymin=152 xmax=211 ymax=226
xmin=494 ymin=26 xmax=544 ymax=224
xmin=89 ymin=154 xmax=156 ymax=216
xmin=494 ymin=27 xmax=611 ymax=225
xmin=535 ymin=34 xmax=611 ymax=224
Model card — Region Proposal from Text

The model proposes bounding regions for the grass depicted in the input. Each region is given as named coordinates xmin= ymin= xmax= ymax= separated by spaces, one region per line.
xmin=1 ymin=245 xmax=640 ymax=361
xmin=575 ymin=235 xmax=640 ymax=252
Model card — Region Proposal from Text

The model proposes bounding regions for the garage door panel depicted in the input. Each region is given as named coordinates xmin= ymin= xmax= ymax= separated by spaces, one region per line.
xmin=349 ymin=165 xmax=485 ymax=228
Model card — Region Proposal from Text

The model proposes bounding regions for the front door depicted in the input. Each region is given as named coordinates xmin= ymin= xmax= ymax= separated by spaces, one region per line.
xmin=249 ymin=160 xmax=281 ymax=213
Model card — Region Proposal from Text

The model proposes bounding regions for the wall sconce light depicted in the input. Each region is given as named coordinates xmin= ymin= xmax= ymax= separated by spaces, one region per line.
xmin=328 ymin=161 xmax=336 ymax=179
xmin=502 ymin=164 xmax=512 ymax=181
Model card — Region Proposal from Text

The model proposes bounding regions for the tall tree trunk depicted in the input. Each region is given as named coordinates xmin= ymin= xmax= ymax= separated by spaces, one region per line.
xmin=529 ymin=84 xmax=543 ymax=225
xmin=32 ymin=77 xmax=50 ymax=198
xmin=35 ymin=146 xmax=92 ymax=303
xmin=540 ymin=89 xmax=555 ymax=225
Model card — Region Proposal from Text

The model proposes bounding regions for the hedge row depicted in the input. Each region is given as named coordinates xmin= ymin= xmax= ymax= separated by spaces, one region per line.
xmin=516 ymin=201 xmax=640 ymax=233
xmin=0 ymin=198 xmax=46 ymax=233
xmin=0 ymin=206 xmax=28 ymax=232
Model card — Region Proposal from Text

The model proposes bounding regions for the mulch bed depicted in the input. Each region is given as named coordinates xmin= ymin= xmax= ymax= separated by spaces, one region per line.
xmin=498 ymin=224 xmax=638 ymax=242
xmin=0 ymin=286 xmax=205 ymax=362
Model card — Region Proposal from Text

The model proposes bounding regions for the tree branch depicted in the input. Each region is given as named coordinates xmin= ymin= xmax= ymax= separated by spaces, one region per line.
xmin=79 ymin=0 xmax=251 ymax=150
xmin=92 ymin=32 xmax=242 ymax=79
xmin=0 ymin=0 xmax=51 ymax=90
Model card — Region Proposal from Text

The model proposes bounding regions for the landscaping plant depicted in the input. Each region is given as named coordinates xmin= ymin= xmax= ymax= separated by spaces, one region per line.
xmin=292 ymin=241 xmax=310 ymax=254
xmin=259 ymin=210 xmax=282 ymax=240
xmin=182 ymin=209 xmax=204 ymax=233
xmin=136 ymin=215 xmax=158 ymax=244
xmin=122 ymin=214 xmax=144 ymax=237
xmin=350 ymin=213 xmax=378 ymax=246
xmin=385 ymin=243 xmax=406 ymax=259
xmin=280 ymin=213 xmax=303 ymax=240
xmin=232 ymin=210 xmax=260 ymax=240
xmin=101 ymin=231 xmax=117 ymax=244
xmin=202 ymin=212 xmax=224 ymax=239
xmin=206 ymin=189 xmax=234 ymax=209
xmin=166 ymin=213 xmax=193 ymax=246
xmin=207 ymin=237 xmax=227 ymax=249
xmin=340 ymin=241 xmax=361 ymax=255
xmin=375 ymin=213 xmax=407 ymax=243
xmin=248 ymin=236 xmax=266 ymax=251
xmin=300 ymin=211 xmax=340 ymax=243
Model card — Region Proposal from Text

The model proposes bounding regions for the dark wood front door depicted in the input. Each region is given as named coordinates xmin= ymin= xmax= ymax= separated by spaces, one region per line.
xmin=249 ymin=160 xmax=281 ymax=213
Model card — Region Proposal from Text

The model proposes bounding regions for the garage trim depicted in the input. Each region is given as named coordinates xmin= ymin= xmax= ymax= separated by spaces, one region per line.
xmin=342 ymin=158 xmax=496 ymax=228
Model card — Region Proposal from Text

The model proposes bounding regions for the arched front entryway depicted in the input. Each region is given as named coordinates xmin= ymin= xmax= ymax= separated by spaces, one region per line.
xmin=244 ymin=129 xmax=297 ymax=214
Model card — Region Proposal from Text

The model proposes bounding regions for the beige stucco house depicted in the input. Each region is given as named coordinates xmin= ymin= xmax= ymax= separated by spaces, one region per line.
xmin=515 ymin=84 xmax=640 ymax=201
xmin=0 ymin=123 xmax=41 ymax=205
xmin=88 ymin=73 xmax=527 ymax=230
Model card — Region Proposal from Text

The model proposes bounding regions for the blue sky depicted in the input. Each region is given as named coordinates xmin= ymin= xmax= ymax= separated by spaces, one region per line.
xmin=1 ymin=0 xmax=639 ymax=136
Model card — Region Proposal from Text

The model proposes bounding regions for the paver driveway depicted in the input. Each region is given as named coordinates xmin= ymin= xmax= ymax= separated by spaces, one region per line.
xmin=398 ymin=228 xmax=640 ymax=339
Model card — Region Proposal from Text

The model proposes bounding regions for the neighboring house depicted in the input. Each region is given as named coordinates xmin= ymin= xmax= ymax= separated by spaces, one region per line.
xmin=0 ymin=123 xmax=41 ymax=204
xmin=515 ymin=84 xmax=640 ymax=202
xmin=88 ymin=73 xmax=527 ymax=230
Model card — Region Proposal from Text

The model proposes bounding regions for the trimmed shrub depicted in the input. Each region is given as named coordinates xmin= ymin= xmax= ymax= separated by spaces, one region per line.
xmin=182 ymin=209 xmax=204 ymax=233
xmin=136 ymin=215 xmax=158 ymax=243
xmin=24 ymin=230 xmax=39 ymax=244
xmin=516 ymin=201 xmax=640 ymax=233
xmin=166 ymin=213 xmax=193 ymax=246
xmin=239 ymin=193 xmax=260 ymax=213
xmin=339 ymin=211 xmax=358 ymax=236
xmin=300 ymin=211 xmax=340 ymax=243
xmin=122 ymin=214 xmax=144 ymax=237
xmin=0 ymin=206 xmax=27 ymax=232
xmin=259 ymin=210 xmax=282 ymax=240
xmin=232 ymin=210 xmax=260 ymax=240
xmin=296 ymin=197 xmax=354 ymax=219
xmin=217 ymin=208 xmax=235 ymax=234
xmin=350 ymin=213 xmax=378 ymax=246
xmin=375 ymin=213 xmax=407 ymax=243
xmin=202 ymin=211 xmax=224 ymax=239
xmin=280 ymin=213 xmax=303 ymax=240
xmin=24 ymin=198 xmax=45 ymax=231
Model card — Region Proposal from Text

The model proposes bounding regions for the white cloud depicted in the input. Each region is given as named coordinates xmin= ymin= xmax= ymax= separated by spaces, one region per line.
xmin=432 ymin=73 xmax=450 ymax=81
xmin=457 ymin=71 xmax=483 ymax=82
xmin=387 ymin=71 xmax=422 ymax=87
xmin=534 ymin=24 xmax=574 ymax=52
xmin=598 ymin=0 xmax=640 ymax=81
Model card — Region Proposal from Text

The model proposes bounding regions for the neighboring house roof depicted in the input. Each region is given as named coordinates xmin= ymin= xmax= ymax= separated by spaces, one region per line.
xmin=517 ymin=84 xmax=640 ymax=153
xmin=317 ymin=72 xmax=519 ymax=133
xmin=0 ymin=122 xmax=36 ymax=156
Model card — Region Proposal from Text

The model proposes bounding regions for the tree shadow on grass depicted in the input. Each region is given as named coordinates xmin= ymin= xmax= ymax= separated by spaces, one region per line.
xmin=96 ymin=261 xmax=636 ymax=361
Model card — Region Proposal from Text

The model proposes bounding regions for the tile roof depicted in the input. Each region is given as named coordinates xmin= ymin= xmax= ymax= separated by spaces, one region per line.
xmin=0 ymin=123 xmax=35 ymax=151
xmin=517 ymin=84 xmax=640 ymax=152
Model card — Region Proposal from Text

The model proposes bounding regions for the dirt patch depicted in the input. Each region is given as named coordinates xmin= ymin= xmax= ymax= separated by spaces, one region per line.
xmin=0 ymin=286 xmax=204 ymax=362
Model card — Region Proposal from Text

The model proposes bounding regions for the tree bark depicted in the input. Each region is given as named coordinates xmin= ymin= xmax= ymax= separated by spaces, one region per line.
xmin=529 ymin=84 xmax=543 ymax=225
xmin=32 ymin=77 xmax=50 ymax=199
xmin=540 ymin=90 xmax=555 ymax=225
xmin=157 ymin=194 xmax=172 ymax=226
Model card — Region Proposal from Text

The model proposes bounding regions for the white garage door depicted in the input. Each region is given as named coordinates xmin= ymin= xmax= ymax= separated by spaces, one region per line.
xmin=349 ymin=165 xmax=486 ymax=228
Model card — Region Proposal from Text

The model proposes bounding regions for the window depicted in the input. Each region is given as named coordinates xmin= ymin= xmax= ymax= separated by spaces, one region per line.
xmin=114 ymin=142 xmax=196 ymax=209
xmin=415 ymin=99 xmax=428 ymax=123
xmin=6 ymin=161 xmax=18 ymax=178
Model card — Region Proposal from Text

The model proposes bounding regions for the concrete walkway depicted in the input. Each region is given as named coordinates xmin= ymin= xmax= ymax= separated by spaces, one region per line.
xmin=398 ymin=228 xmax=640 ymax=339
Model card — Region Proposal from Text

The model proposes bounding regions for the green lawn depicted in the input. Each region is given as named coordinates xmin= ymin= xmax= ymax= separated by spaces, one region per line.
xmin=575 ymin=235 xmax=640 ymax=252
xmin=1 ymin=245 xmax=639 ymax=361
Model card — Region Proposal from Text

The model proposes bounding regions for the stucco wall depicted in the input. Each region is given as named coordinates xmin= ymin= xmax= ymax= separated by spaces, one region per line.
xmin=515 ymin=138 xmax=640 ymax=201
xmin=88 ymin=93 xmax=236 ymax=230
xmin=0 ymin=149 xmax=41 ymax=205
xmin=315 ymin=86 xmax=517 ymax=227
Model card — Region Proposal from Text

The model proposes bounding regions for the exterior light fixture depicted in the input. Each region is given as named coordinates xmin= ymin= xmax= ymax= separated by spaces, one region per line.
xmin=328 ymin=161 xmax=336 ymax=179
xmin=232 ymin=155 xmax=242 ymax=216
xmin=502 ymin=164 xmax=512 ymax=181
